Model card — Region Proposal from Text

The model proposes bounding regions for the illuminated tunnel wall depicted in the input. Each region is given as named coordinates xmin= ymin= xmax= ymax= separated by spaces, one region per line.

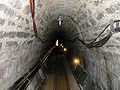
xmin=0 ymin=0 xmax=120 ymax=90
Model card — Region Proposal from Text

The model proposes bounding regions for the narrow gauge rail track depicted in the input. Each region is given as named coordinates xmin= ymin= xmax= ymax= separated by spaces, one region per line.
xmin=53 ymin=55 xmax=70 ymax=90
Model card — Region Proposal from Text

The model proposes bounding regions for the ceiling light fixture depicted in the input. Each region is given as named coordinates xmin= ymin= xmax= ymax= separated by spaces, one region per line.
xmin=57 ymin=16 xmax=62 ymax=26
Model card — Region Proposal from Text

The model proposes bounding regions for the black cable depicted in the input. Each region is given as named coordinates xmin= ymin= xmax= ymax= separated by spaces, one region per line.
xmin=68 ymin=20 xmax=120 ymax=48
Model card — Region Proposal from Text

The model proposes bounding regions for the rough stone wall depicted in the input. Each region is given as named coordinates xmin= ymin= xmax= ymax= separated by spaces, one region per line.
xmin=82 ymin=34 xmax=120 ymax=90
xmin=74 ymin=0 xmax=120 ymax=90
xmin=0 ymin=0 xmax=44 ymax=90
xmin=69 ymin=35 xmax=120 ymax=90
xmin=0 ymin=0 xmax=120 ymax=90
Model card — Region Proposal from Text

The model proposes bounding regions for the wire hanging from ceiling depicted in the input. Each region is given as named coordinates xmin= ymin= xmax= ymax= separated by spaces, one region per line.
xmin=68 ymin=19 xmax=120 ymax=48
xmin=30 ymin=0 xmax=38 ymax=37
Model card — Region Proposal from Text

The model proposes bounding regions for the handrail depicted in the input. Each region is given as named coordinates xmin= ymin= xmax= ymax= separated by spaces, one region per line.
xmin=8 ymin=45 xmax=55 ymax=90
xmin=73 ymin=72 xmax=84 ymax=90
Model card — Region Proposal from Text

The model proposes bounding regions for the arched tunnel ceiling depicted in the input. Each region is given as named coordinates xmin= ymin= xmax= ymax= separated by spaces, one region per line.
xmin=36 ymin=0 xmax=120 ymax=43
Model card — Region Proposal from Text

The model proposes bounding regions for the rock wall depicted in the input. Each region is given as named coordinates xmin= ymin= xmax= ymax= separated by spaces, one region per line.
xmin=73 ymin=0 xmax=120 ymax=90
xmin=0 ymin=0 xmax=45 ymax=89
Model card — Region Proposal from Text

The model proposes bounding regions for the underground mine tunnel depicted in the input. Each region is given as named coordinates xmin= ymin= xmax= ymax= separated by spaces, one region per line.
xmin=0 ymin=0 xmax=120 ymax=90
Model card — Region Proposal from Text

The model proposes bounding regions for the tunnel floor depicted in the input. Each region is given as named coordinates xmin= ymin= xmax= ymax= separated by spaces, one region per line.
xmin=41 ymin=54 xmax=81 ymax=90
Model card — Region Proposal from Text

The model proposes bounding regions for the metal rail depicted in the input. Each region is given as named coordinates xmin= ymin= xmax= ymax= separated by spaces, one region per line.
xmin=75 ymin=64 xmax=103 ymax=90
xmin=72 ymin=72 xmax=84 ymax=90
xmin=8 ymin=45 xmax=55 ymax=90
xmin=63 ymin=57 xmax=71 ymax=90
xmin=64 ymin=56 xmax=84 ymax=90
xmin=53 ymin=55 xmax=70 ymax=90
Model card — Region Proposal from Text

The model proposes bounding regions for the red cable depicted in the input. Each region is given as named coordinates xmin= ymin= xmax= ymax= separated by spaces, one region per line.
xmin=30 ymin=0 xmax=34 ymax=16
xmin=30 ymin=0 xmax=38 ymax=37
xmin=33 ymin=20 xmax=38 ymax=32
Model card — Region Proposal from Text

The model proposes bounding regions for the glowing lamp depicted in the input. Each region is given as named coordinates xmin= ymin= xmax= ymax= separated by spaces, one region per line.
xmin=64 ymin=48 xmax=67 ymax=52
xmin=55 ymin=40 xmax=59 ymax=46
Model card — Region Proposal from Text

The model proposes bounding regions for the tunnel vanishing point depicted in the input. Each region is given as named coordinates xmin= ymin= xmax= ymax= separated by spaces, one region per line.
xmin=0 ymin=0 xmax=120 ymax=90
